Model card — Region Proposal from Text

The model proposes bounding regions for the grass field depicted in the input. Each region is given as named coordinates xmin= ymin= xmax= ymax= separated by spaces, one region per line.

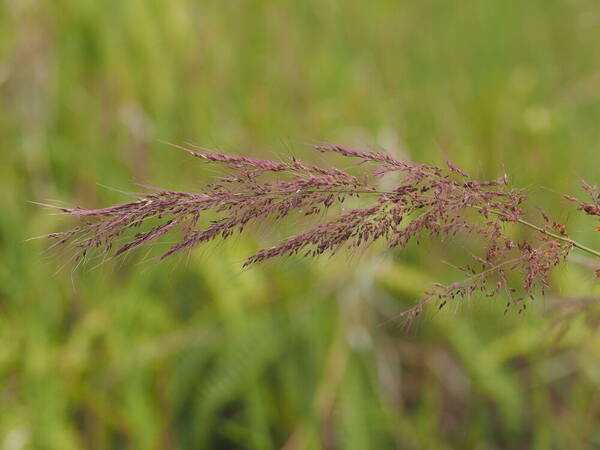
xmin=2 ymin=1 xmax=600 ymax=448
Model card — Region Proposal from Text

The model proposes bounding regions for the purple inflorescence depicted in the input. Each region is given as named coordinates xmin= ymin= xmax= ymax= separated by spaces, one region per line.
xmin=45 ymin=143 xmax=596 ymax=319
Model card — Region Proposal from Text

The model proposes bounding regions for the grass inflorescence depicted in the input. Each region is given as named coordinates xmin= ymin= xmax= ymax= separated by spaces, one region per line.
xmin=45 ymin=143 xmax=600 ymax=319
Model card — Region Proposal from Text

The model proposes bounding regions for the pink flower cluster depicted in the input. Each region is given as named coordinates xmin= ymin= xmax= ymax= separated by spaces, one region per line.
xmin=46 ymin=144 xmax=599 ymax=318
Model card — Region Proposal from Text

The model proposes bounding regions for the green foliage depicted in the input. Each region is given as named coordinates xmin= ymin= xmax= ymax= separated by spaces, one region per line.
xmin=1 ymin=0 xmax=600 ymax=448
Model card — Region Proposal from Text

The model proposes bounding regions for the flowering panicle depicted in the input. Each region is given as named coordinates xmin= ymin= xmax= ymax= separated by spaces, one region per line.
xmin=44 ymin=143 xmax=600 ymax=319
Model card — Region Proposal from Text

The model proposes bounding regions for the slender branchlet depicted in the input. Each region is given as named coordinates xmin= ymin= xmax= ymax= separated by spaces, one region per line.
xmin=43 ymin=143 xmax=600 ymax=319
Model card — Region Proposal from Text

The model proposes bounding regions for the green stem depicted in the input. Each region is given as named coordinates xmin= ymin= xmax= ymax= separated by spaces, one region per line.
xmin=490 ymin=210 xmax=600 ymax=258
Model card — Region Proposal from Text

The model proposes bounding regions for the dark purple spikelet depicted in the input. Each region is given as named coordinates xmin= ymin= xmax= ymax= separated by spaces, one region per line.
xmin=44 ymin=143 xmax=599 ymax=319
xmin=565 ymin=181 xmax=600 ymax=219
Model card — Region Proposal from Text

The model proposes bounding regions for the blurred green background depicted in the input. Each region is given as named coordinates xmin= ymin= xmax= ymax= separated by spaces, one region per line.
xmin=2 ymin=0 xmax=600 ymax=448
